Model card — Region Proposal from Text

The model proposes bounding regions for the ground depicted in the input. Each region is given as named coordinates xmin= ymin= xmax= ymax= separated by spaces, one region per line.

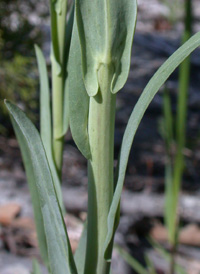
xmin=1 ymin=0 xmax=200 ymax=273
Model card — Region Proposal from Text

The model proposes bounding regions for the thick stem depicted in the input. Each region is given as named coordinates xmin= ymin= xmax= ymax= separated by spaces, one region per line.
xmin=51 ymin=2 xmax=68 ymax=177
xmin=84 ymin=64 xmax=116 ymax=274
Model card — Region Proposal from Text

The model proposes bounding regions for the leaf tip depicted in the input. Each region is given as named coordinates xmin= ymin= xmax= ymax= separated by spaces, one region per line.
xmin=34 ymin=44 xmax=42 ymax=56
xmin=4 ymin=99 xmax=10 ymax=108
xmin=84 ymin=150 xmax=91 ymax=160
xmin=86 ymin=85 xmax=99 ymax=97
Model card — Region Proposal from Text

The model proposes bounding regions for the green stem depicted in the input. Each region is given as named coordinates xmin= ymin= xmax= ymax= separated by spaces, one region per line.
xmin=173 ymin=0 xmax=193 ymax=232
xmin=169 ymin=0 xmax=193 ymax=271
xmin=84 ymin=64 xmax=116 ymax=274
xmin=173 ymin=0 xmax=192 ymax=227
xmin=163 ymin=87 xmax=173 ymax=152
xmin=170 ymin=241 xmax=177 ymax=274
xmin=51 ymin=2 xmax=68 ymax=177
xmin=52 ymin=65 xmax=64 ymax=177
xmin=176 ymin=0 xmax=192 ymax=149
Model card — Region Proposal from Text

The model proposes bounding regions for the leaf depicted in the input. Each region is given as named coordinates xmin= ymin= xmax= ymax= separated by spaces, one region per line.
xmin=31 ymin=259 xmax=42 ymax=274
xmin=65 ymin=1 xmax=75 ymax=54
xmin=67 ymin=18 xmax=91 ymax=159
xmin=5 ymin=103 xmax=49 ymax=266
xmin=63 ymin=3 xmax=75 ymax=135
xmin=49 ymin=0 xmax=68 ymax=76
xmin=74 ymin=222 xmax=87 ymax=274
xmin=35 ymin=45 xmax=64 ymax=212
xmin=76 ymin=0 xmax=137 ymax=96
xmin=115 ymin=245 xmax=148 ymax=274
xmin=55 ymin=0 xmax=65 ymax=15
xmin=5 ymin=101 xmax=77 ymax=274
xmin=35 ymin=45 xmax=51 ymax=149
xmin=149 ymin=238 xmax=187 ymax=274
xmin=104 ymin=31 xmax=200 ymax=259
xmin=144 ymin=254 xmax=157 ymax=274
xmin=49 ymin=6 xmax=61 ymax=77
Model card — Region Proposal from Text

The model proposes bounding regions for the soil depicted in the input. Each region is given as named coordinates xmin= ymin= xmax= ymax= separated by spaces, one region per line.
xmin=1 ymin=0 xmax=200 ymax=273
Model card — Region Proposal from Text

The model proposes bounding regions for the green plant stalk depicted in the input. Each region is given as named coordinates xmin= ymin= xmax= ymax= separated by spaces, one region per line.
xmin=176 ymin=0 xmax=192 ymax=152
xmin=173 ymin=0 xmax=192 ymax=241
xmin=163 ymin=87 xmax=174 ymax=152
xmin=170 ymin=0 xmax=192 ymax=272
xmin=52 ymin=65 xmax=64 ymax=177
xmin=84 ymin=64 xmax=116 ymax=274
xmin=51 ymin=3 xmax=68 ymax=177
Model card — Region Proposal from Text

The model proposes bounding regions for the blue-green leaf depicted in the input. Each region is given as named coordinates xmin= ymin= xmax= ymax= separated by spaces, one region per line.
xmin=67 ymin=18 xmax=91 ymax=159
xmin=76 ymin=0 xmax=137 ymax=96
xmin=35 ymin=45 xmax=64 ymax=212
xmin=74 ymin=222 xmax=87 ymax=274
xmin=54 ymin=0 xmax=65 ymax=15
xmin=5 ymin=101 xmax=77 ymax=274
xmin=35 ymin=45 xmax=51 ymax=151
xmin=104 ymin=31 xmax=200 ymax=259
xmin=6 ymin=102 xmax=49 ymax=267
xmin=50 ymin=0 xmax=68 ymax=76
xmin=63 ymin=3 xmax=75 ymax=136
xmin=31 ymin=259 xmax=42 ymax=274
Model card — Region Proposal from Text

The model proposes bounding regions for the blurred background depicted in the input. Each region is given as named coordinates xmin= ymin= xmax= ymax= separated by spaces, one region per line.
xmin=1 ymin=0 xmax=200 ymax=273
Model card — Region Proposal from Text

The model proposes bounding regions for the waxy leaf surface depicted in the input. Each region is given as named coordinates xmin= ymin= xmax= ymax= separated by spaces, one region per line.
xmin=68 ymin=18 xmax=91 ymax=159
xmin=50 ymin=0 xmax=68 ymax=76
xmin=31 ymin=259 xmax=42 ymax=274
xmin=5 ymin=101 xmax=77 ymax=274
xmin=76 ymin=0 xmax=137 ymax=96
xmin=104 ymin=32 xmax=200 ymax=259
xmin=35 ymin=45 xmax=64 ymax=211
xmin=63 ymin=3 xmax=75 ymax=136
xmin=74 ymin=222 xmax=87 ymax=274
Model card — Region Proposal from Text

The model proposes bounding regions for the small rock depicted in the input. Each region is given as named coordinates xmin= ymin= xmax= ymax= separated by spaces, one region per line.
xmin=0 ymin=203 xmax=21 ymax=226
xmin=179 ymin=224 xmax=200 ymax=246
xmin=11 ymin=216 xmax=35 ymax=230
xmin=150 ymin=222 xmax=168 ymax=242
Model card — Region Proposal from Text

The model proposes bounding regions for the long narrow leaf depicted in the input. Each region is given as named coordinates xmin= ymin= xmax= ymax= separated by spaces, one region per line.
xmin=63 ymin=3 xmax=75 ymax=136
xmin=149 ymin=238 xmax=186 ymax=274
xmin=5 ymin=101 xmax=77 ymax=274
xmin=31 ymin=259 xmax=42 ymax=274
xmin=104 ymin=32 xmax=200 ymax=259
xmin=35 ymin=45 xmax=51 ymax=151
xmin=144 ymin=254 xmax=157 ymax=274
xmin=74 ymin=222 xmax=87 ymax=274
xmin=49 ymin=0 xmax=68 ymax=76
xmin=68 ymin=18 xmax=90 ymax=159
xmin=115 ymin=245 xmax=148 ymax=274
xmin=35 ymin=45 xmax=64 ymax=212
xmin=7 ymin=103 xmax=49 ymax=266
xmin=76 ymin=0 xmax=137 ymax=96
